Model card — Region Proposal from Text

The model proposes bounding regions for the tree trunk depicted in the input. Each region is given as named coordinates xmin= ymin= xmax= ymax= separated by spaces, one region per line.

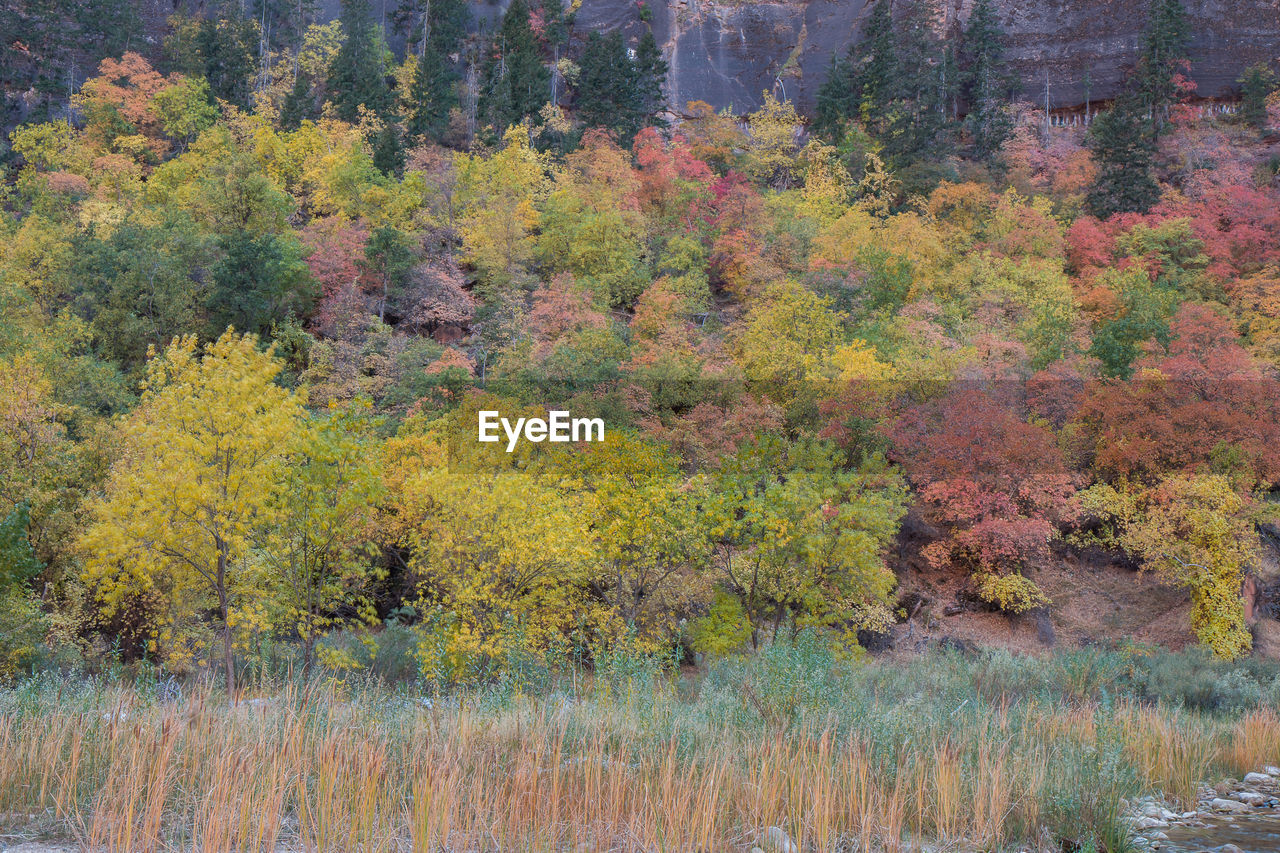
xmin=302 ymin=634 xmax=315 ymax=679
xmin=223 ymin=619 xmax=235 ymax=701
xmin=216 ymin=540 xmax=235 ymax=703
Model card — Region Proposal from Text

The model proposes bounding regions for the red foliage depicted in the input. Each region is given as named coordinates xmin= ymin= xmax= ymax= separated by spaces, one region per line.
xmin=891 ymin=388 xmax=1079 ymax=575
xmin=634 ymin=394 xmax=784 ymax=466
xmin=1153 ymin=127 xmax=1280 ymax=280
xmin=301 ymin=218 xmax=371 ymax=336
xmin=1064 ymin=216 xmax=1117 ymax=281
xmin=401 ymin=261 xmax=476 ymax=337
xmin=78 ymin=52 xmax=174 ymax=154
xmin=1073 ymin=303 xmax=1280 ymax=486
xmin=526 ymin=274 xmax=609 ymax=360
xmin=633 ymin=128 xmax=715 ymax=237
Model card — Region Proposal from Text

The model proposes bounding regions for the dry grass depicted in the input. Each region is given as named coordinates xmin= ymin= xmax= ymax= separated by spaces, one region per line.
xmin=0 ymin=674 xmax=1274 ymax=853
xmin=1115 ymin=705 xmax=1221 ymax=810
xmin=1224 ymin=707 xmax=1280 ymax=778
xmin=3 ymin=640 xmax=1279 ymax=853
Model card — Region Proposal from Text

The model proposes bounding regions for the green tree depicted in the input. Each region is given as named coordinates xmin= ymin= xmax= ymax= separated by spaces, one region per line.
xmin=1087 ymin=93 xmax=1160 ymax=218
xmin=1136 ymin=0 xmax=1190 ymax=130
xmin=576 ymin=31 xmax=644 ymax=142
xmin=707 ymin=437 xmax=906 ymax=648
xmin=152 ymin=77 xmax=219 ymax=149
xmin=1238 ymin=63 xmax=1278 ymax=129
xmin=960 ymin=0 xmax=1016 ymax=159
xmin=406 ymin=42 xmax=456 ymax=143
xmin=209 ymin=231 xmax=316 ymax=337
xmin=255 ymin=404 xmax=384 ymax=674
xmin=1087 ymin=267 xmax=1176 ymax=377
xmin=880 ymin=0 xmax=953 ymax=161
xmin=371 ymin=119 xmax=405 ymax=176
xmin=814 ymin=52 xmax=858 ymax=141
xmin=0 ymin=502 xmax=41 ymax=593
xmin=853 ymin=0 xmax=897 ymax=126
xmin=478 ymin=0 xmax=550 ymax=132
xmin=326 ymin=0 xmax=394 ymax=122
xmin=73 ymin=214 xmax=212 ymax=372
xmin=280 ymin=71 xmax=315 ymax=130
xmin=194 ymin=16 xmax=258 ymax=109
xmin=404 ymin=0 xmax=468 ymax=143
xmin=634 ymin=30 xmax=669 ymax=129
xmin=360 ymin=226 xmax=415 ymax=322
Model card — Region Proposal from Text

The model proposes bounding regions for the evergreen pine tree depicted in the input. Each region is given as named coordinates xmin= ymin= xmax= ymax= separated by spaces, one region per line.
xmin=406 ymin=41 xmax=456 ymax=142
xmin=880 ymin=0 xmax=951 ymax=161
xmin=373 ymin=120 xmax=406 ymax=175
xmin=327 ymin=0 xmax=393 ymax=123
xmin=853 ymin=0 xmax=897 ymax=125
xmin=280 ymin=71 xmax=314 ymax=130
xmin=634 ymin=29 xmax=669 ymax=127
xmin=576 ymin=30 xmax=644 ymax=141
xmin=1087 ymin=93 xmax=1160 ymax=217
xmin=479 ymin=0 xmax=551 ymax=131
xmin=1136 ymin=0 xmax=1190 ymax=131
xmin=404 ymin=0 xmax=467 ymax=144
xmin=0 ymin=503 xmax=41 ymax=592
xmin=195 ymin=17 xmax=257 ymax=109
xmin=960 ymin=0 xmax=1017 ymax=159
xmin=814 ymin=52 xmax=858 ymax=141
xmin=1238 ymin=63 xmax=1277 ymax=130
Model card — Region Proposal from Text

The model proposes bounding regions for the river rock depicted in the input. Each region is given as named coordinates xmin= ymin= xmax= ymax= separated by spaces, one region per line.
xmin=1243 ymin=772 xmax=1274 ymax=786
xmin=1210 ymin=798 xmax=1250 ymax=813
xmin=1232 ymin=790 xmax=1265 ymax=805
xmin=763 ymin=826 xmax=797 ymax=853
xmin=1135 ymin=817 xmax=1169 ymax=830
xmin=1265 ymin=766 xmax=1280 ymax=775
xmin=1220 ymin=845 xmax=1244 ymax=853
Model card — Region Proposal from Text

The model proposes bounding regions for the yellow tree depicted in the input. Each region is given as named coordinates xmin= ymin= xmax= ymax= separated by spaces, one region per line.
xmin=81 ymin=331 xmax=305 ymax=695
xmin=387 ymin=399 xmax=595 ymax=677
xmin=558 ymin=433 xmax=712 ymax=642
xmin=454 ymin=126 xmax=550 ymax=295
xmin=1080 ymin=474 xmax=1258 ymax=659
xmin=706 ymin=436 xmax=906 ymax=649
xmin=735 ymin=280 xmax=845 ymax=385
xmin=254 ymin=402 xmax=385 ymax=674
xmin=744 ymin=91 xmax=801 ymax=189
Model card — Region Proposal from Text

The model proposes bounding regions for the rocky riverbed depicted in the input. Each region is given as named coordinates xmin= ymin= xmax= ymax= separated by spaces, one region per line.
xmin=1128 ymin=767 xmax=1280 ymax=853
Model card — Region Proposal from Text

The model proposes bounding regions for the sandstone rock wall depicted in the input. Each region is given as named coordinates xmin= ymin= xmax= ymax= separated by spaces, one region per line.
xmin=572 ymin=0 xmax=1280 ymax=116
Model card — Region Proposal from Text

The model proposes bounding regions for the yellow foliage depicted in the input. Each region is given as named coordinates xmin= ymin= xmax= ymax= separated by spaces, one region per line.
xmin=824 ymin=339 xmax=893 ymax=382
xmin=744 ymin=91 xmax=801 ymax=189
xmin=735 ymin=280 xmax=845 ymax=384
xmin=811 ymin=207 xmax=946 ymax=287
xmin=1079 ymin=475 xmax=1256 ymax=659
xmin=797 ymin=141 xmax=852 ymax=222
xmin=80 ymin=330 xmax=305 ymax=685
xmin=390 ymin=407 xmax=599 ymax=672
xmin=455 ymin=125 xmax=551 ymax=293
xmin=975 ymin=572 xmax=1049 ymax=614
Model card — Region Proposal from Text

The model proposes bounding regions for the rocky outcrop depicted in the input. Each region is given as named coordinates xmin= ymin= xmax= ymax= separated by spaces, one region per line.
xmin=572 ymin=0 xmax=1280 ymax=116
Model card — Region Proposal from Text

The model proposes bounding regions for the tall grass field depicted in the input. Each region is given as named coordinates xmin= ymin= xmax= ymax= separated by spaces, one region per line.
xmin=2 ymin=640 xmax=1279 ymax=852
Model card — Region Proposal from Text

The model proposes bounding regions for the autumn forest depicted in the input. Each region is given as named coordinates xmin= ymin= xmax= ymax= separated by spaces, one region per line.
xmin=2 ymin=0 xmax=1280 ymax=848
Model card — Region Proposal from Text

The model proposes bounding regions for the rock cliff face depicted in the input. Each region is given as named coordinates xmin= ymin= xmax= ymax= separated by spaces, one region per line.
xmin=571 ymin=0 xmax=1280 ymax=116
